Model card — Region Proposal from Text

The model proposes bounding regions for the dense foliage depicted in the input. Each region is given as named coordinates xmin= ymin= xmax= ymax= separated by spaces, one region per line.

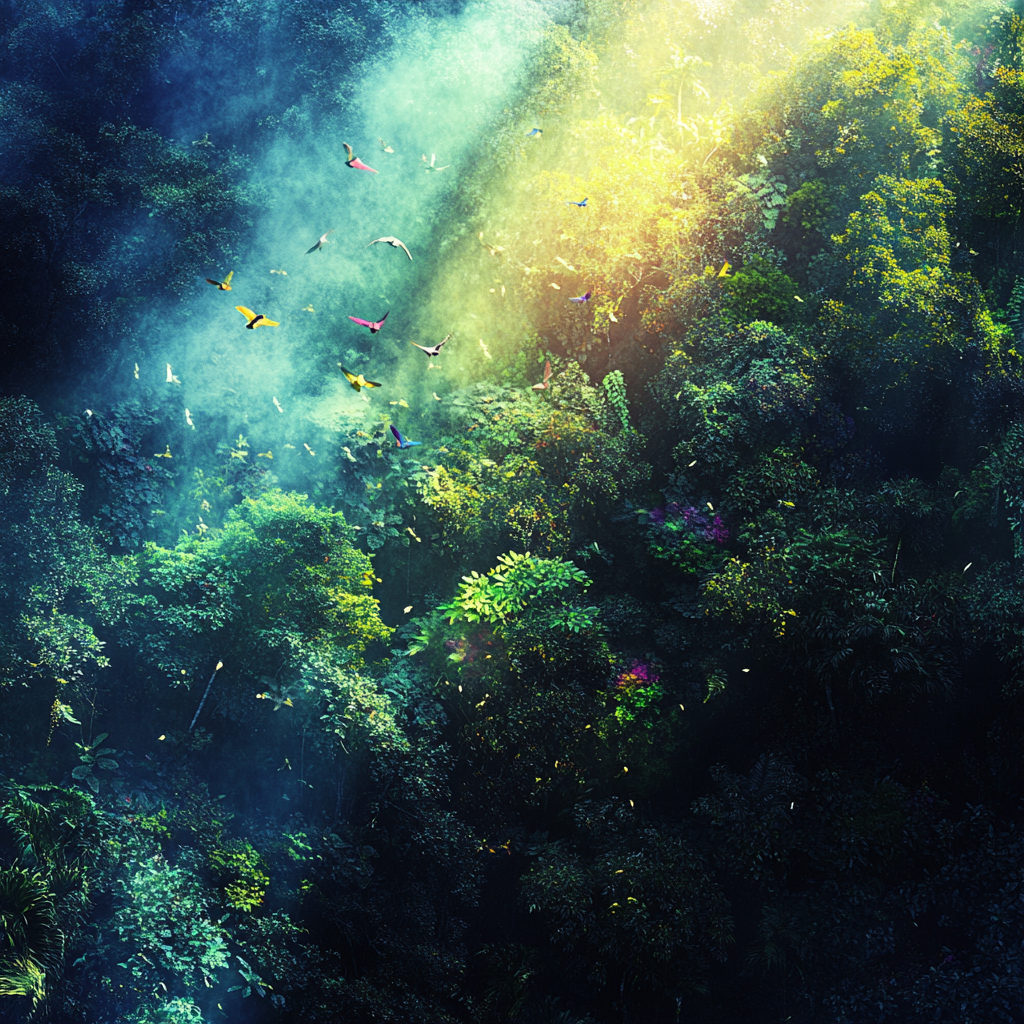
xmin=3 ymin=0 xmax=1024 ymax=1021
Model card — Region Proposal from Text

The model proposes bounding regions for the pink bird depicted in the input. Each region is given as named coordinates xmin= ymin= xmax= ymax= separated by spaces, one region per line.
xmin=569 ymin=290 xmax=592 ymax=303
xmin=532 ymin=359 xmax=552 ymax=390
xmin=343 ymin=142 xmax=378 ymax=173
xmin=348 ymin=311 xmax=389 ymax=333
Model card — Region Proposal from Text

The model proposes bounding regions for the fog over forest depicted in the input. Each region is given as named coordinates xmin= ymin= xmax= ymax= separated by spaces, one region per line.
xmin=2 ymin=0 xmax=1024 ymax=1021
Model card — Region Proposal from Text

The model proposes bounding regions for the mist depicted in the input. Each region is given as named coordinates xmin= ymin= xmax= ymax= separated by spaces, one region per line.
xmin=3 ymin=0 xmax=1021 ymax=1020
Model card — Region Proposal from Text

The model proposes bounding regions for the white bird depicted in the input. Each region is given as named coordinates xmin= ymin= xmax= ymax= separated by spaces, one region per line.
xmin=273 ymin=397 xmax=284 ymax=413
xmin=166 ymin=364 xmax=181 ymax=385
xmin=367 ymin=236 xmax=412 ymax=260
xmin=185 ymin=409 xmax=194 ymax=429
xmin=410 ymin=333 xmax=451 ymax=358
xmin=421 ymin=153 xmax=449 ymax=172
xmin=306 ymin=230 xmax=334 ymax=254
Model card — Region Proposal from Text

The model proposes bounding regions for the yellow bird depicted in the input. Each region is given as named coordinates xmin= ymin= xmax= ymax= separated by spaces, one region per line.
xmin=338 ymin=365 xmax=382 ymax=392
xmin=206 ymin=271 xmax=234 ymax=291
xmin=235 ymin=305 xmax=280 ymax=329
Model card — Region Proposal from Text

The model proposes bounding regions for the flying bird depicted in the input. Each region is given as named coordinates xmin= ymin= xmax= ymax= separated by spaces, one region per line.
xmin=273 ymin=397 xmax=284 ymax=413
xmin=479 ymin=233 xmax=505 ymax=256
xmin=526 ymin=128 xmax=543 ymax=137
xmin=166 ymin=364 xmax=180 ymax=384
xmin=367 ymin=236 xmax=412 ymax=260
xmin=421 ymin=153 xmax=449 ymax=172
xmin=343 ymin=142 xmax=378 ymax=173
xmin=134 ymin=363 xmax=139 ymax=379
xmin=390 ymin=425 xmax=422 ymax=449
xmin=532 ymin=360 xmax=552 ymax=390
xmin=348 ymin=311 xmax=389 ymax=334
xmin=410 ymin=333 xmax=450 ymax=358
xmin=236 ymin=306 xmax=280 ymax=328
xmin=566 ymin=198 xmax=588 ymax=207
xmin=306 ymin=230 xmax=334 ymax=254
xmin=205 ymin=271 xmax=234 ymax=290
xmin=339 ymin=365 xmax=382 ymax=392
xmin=185 ymin=408 xmax=194 ymax=429
xmin=568 ymin=290 xmax=592 ymax=303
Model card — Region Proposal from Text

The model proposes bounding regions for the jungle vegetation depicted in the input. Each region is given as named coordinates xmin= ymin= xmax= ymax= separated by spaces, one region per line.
xmin=2 ymin=0 xmax=1024 ymax=1021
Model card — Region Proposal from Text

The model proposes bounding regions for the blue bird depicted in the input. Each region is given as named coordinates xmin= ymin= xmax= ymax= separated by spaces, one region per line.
xmin=390 ymin=425 xmax=422 ymax=449
xmin=566 ymin=198 xmax=588 ymax=207
xmin=568 ymin=290 xmax=592 ymax=303
xmin=526 ymin=128 xmax=543 ymax=137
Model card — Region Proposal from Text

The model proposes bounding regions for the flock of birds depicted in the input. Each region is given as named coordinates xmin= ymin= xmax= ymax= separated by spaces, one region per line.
xmin=196 ymin=131 xmax=590 ymax=454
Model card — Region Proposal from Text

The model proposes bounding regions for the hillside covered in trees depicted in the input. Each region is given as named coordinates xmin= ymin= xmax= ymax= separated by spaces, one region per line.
xmin=3 ymin=0 xmax=1024 ymax=1021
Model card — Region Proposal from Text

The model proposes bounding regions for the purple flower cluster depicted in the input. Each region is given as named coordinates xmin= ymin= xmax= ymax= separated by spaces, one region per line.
xmin=616 ymin=659 xmax=660 ymax=689
xmin=648 ymin=503 xmax=729 ymax=545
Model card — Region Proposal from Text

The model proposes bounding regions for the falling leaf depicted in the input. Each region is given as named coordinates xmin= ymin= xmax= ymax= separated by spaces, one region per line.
xmin=154 ymin=446 xmax=173 ymax=458
xmin=479 ymin=339 xmax=492 ymax=359
xmin=302 ymin=304 xmax=315 ymax=313
xmin=257 ymin=450 xmax=273 ymax=459
xmin=550 ymin=282 xmax=561 ymax=290
xmin=185 ymin=408 xmax=194 ymax=429
xmin=134 ymin=362 xmax=139 ymax=379
xmin=303 ymin=443 xmax=315 ymax=456
xmin=432 ymin=392 xmax=442 ymax=401
xmin=688 ymin=459 xmax=697 ymax=467
xmin=270 ymin=269 xmax=288 ymax=276
xmin=403 ymin=605 xmax=413 ymax=614
xmin=706 ymin=502 xmax=714 ymax=511
xmin=555 ymin=256 xmax=576 ymax=271
xmin=342 ymin=446 xmax=356 ymax=462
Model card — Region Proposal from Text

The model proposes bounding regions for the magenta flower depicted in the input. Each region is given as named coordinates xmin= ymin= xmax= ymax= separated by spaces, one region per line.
xmin=616 ymin=660 xmax=660 ymax=689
